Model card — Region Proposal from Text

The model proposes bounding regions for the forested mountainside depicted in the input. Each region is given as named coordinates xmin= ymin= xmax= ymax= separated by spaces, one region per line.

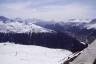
xmin=0 ymin=32 xmax=87 ymax=52
xmin=35 ymin=19 xmax=96 ymax=44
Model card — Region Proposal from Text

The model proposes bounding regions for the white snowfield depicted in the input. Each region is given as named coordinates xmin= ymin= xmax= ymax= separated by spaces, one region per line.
xmin=0 ymin=42 xmax=72 ymax=64
xmin=0 ymin=21 xmax=53 ymax=33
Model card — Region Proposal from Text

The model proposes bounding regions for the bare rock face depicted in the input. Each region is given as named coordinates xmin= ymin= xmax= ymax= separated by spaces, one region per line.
xmin=70 ymin=40 xmax=96 ymax=64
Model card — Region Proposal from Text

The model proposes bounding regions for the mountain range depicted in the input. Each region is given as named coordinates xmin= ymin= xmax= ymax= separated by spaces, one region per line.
xmin=0 ymin=16 xmax=91 ymax=52
xmin=0 ymin=16 xmax=96 ymax=44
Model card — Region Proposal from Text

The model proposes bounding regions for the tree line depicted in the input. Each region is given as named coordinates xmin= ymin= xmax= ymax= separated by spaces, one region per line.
xmin=0 ymin=32 xmax=87 ymax=52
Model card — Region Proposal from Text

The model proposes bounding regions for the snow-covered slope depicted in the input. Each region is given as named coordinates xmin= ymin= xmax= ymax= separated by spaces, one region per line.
xmin=0 ymin=42 xmax=72 ymax=64
xmin=85 ymin=24 xmax=96 ymax=29
xmin=0 ymin=21 xmax=53 ymax=33
xmin=84 ymin=19 xmax=96 ymax=29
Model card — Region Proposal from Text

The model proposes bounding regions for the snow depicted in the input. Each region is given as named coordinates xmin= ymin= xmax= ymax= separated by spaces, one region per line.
xmin=0 ymin=42 xmax=72 ymax=64
xmin=0 ymin=21 xmax=53 ymax=33
xmin=85 ymin=24 xmax=96 ymax=29
xmin=64 ymin=19 xmax=91 ymax=23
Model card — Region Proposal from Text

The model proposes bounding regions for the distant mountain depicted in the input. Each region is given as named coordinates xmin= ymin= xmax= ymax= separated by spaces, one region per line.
xmin=0 ymin=21 xmax=53 ymax=33
xmin=85 ymin=24 xmax=96 ymax=29
xmin=34 ymin=19 xmax=96 ymax=44
xmin=0 ymin=16 xmax=9 ymax=22
xmin=90 ymin=19 xmax=96 ymax=24
xmin=85 ymin=19 xmax=96 ymax=29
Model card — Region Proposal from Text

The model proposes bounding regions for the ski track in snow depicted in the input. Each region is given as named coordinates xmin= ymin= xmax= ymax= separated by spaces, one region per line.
xmin=0 ymin=42 xmax=72 ymax=64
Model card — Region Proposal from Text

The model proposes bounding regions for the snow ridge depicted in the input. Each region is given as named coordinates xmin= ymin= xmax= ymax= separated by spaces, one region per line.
xmin=0 ymin=21 xmax=53 ymax=33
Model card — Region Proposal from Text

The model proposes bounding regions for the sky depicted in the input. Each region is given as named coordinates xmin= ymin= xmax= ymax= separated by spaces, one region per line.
xmin=0 ymin=0 xmax=96 ymax=21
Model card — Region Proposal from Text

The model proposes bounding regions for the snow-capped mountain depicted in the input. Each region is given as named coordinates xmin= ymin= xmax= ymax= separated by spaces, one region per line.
xmin=0 ymin=16 xmax=55 ymax=33
xmin=0 ymin=21 xmax=53 ymax=33
xmin=85 ymin=19 xmax=96 ymax=29
xmin=0 ymin=16 xmax=9 ymax=22
xmin=0 ymin=16 xmax=96 ymax=44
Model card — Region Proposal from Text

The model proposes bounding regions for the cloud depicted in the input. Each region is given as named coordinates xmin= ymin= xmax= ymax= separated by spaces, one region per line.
xmin=0 ymin=0 xmax=96 ymax=21
xmin=0 ymin=1 xmax=32 ymax=10
xmin=31 ymin=3 xmax=95 ymax=20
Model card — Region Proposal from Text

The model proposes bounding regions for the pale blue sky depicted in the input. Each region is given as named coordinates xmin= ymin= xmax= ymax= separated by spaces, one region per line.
xmin=0 ymin=0 xmax=96 ymax=20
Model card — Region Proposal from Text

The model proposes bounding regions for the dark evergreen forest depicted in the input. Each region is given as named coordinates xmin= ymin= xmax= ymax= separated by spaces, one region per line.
xmin=0 ymin=32 xmax=87 ymax=52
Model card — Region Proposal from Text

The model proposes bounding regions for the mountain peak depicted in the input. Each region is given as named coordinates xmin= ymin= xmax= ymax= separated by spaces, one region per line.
xmin=0 ymin=21 xmax=54 ymax=33
xmin=0 ymin=16 xmax=9 ymax=22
